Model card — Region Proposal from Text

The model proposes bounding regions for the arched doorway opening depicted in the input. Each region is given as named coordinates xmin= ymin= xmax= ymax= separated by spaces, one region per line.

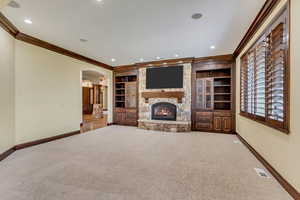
xmin=81 ymin=70 xmax=108 ymax=133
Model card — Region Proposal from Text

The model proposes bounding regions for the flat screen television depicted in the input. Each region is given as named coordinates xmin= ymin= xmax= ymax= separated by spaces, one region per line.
xmin=146 ymin=66 xmax=183 ymax=89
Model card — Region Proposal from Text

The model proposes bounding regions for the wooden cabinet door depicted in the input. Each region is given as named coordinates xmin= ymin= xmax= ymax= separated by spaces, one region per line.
xmin=195 ymin=112 xmax=213 ymax=130
xmin=125 ymin=109 xmax=137 ymax=126
xmin=196 ymin=78 xmax=213 ymax=110
xmin=204 ymin=79 xmax=214 ymax=110
xmin=115 ymin=112 xmax=125 ymax=123
xmin=196 ymin=79 xmax=205 ymax=109
xmin=213 ymin=117 xmax=223 ymax=131
xmin=125 ymin=82 xmax=137 ymax=108
xmin=222 ymin=117 xmax=232 ymax=132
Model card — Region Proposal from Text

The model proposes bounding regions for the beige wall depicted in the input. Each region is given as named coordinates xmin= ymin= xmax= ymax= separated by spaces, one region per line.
xmin=0 ymin=0 xmax=10 ymax=9
xmin=236 ymin=0 xmax=300 ymax=191
xmin=14 ymin=40 xmax=113 ymax=144
xmin=0 ymin=27 xmax=15 ymax=153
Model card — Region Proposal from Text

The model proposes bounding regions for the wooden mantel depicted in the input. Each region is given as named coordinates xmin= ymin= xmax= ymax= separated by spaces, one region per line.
xmin=141 ymin=91 xmax=184 ymax=103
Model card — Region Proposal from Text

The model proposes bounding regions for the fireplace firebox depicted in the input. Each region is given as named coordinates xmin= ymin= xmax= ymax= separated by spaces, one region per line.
xmin=152 ymin=102 xmax=177 ymax=121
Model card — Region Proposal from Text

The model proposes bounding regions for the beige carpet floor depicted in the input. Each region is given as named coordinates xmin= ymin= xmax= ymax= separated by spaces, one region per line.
xmin=0 ymin=126 xmax=292 ymax=200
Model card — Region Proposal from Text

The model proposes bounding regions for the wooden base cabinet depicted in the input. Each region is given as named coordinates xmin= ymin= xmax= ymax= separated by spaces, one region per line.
xmin=193 ymin=111 xmax=233 ymax=133
xmin=194 ymin=112 xmax=213 ymax=131
xmin=114 ymin=108 xmax=138 ymax=126
xmin=213 ymin=112 xmax=232 ymax=133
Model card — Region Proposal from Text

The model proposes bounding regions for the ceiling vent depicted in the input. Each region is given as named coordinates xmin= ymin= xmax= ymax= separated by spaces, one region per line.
xmin=192 ymin=13 xmax=203 ymax=20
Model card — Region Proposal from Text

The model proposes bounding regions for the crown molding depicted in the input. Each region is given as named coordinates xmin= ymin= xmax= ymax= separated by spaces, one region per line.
xmin=113 ymin=57 xmax=194 ymax=72
xmin=193 ymin=54 xmax=234 ymax=63
xmin=113 ymin=55 xmax=236 ymax=72
xmin=0 ymin=12 xmax=113 ymax=71
xmin=0 ymin=12 xmax=19 ymax=37
xmin=136 ymin=57 xmax=194 ymax=67
xmin=15 ymin=32 xmax=113 ymax=70
xmin=233 ymin=0 xmax=281 ymax=57
xmin=113 ymin=64 xmax=138 ymax=72
xmin=0 ymin=0 xmax=283 ymax=70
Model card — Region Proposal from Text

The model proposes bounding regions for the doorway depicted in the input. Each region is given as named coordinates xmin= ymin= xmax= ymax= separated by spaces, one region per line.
xmin=81 ymin=70 xmax=108 ymax=133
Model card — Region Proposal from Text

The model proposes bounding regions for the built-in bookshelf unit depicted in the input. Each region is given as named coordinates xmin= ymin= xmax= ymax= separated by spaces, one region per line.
xmin=195 ymin=68 xmax=232 ymax=111
xmin=192 ymin=56 xmax=234 ymax=133
xmin=114 ymin=70 xmax=138 ymax=126
xmin=115 ymin=75 xmax=137 ymax=108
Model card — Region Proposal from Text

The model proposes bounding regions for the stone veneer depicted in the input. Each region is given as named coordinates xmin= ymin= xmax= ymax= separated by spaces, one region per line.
xmin=138 ymin=63 xmax=192 ymax=132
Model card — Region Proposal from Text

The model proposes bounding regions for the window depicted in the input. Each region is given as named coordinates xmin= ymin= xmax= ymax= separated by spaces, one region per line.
xmin=240 ymin=6 xmax=289 ymax=133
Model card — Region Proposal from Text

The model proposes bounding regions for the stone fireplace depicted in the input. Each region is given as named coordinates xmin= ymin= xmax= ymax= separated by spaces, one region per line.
xmin=152 ymin=102 xmax=177 ymax=121
xmin=138 ymin=63 xmax=192 ymax=132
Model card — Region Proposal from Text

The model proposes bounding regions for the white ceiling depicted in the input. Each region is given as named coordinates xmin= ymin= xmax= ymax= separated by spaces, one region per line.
xmin=2 ymin=0 xmax=265 ymax=66
xmin=82 ymin=70 xmax=104 ymax=82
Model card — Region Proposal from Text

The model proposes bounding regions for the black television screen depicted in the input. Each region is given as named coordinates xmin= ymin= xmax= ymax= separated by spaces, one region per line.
xmin=146 ymin=66 xmax=183 ymax=89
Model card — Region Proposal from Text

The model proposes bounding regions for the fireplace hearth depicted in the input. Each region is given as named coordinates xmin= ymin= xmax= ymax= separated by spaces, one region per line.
xmin=152 ymin=102 xmax=177 ymax=121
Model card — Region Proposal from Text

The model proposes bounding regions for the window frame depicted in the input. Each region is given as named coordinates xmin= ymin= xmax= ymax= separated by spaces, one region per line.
xmin=239 ymin=3 xmax=290 ymax=134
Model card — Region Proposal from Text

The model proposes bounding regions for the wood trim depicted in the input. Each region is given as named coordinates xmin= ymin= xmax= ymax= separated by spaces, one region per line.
xmin=0 ymin=147 xmax=15 ymax=162
xmin=240 ymin=112 xmax=289 ymax=134
xmin=114 ymin=64 xmax=138 ymax=72
xmin=233 ymin=0 xmax=281 ymax=57
xmin=0 ymin=12 xmax=19 ymax=37
xmin=237 ymin=134 xmax=300 ymax=200
xmin=114 ymin=57 xmax=194 ymax=71
xmin=0 ymin=12 xmax=113 ymax=71
xmin=114 ymin=55 xmax=234 ymax=71
xmin=14 ymin=130 xmax=80 ymax=150
xmin=141 ymin=91 xmax=184 ymax=103
xmin=193 ymin=54 xmax=234 ymax=63
xmin=15 ymin=33 xmax=113 ymax=70
xmin=238 ymin=4 xmax=290 ymax=134
xmin=136 ymin=57 xmax=194 ymax=67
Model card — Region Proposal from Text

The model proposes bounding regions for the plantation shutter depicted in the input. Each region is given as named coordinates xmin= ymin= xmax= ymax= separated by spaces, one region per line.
xmin=240 ymin=40 xmax=266 ymax=118
xmin=265 ymin=22 xmax=286 ymax=127
xmin=240 ymin=5 xmax=289 ymax=132
xmin=254 ymin=41 xmax=266 ymax=117
xmin=240 ymin=55 xmax=248 ymax=113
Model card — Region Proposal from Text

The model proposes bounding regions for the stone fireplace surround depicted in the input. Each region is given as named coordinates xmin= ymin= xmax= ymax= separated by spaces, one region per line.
xmin=138 ymin=64 xmax=192 ymax=132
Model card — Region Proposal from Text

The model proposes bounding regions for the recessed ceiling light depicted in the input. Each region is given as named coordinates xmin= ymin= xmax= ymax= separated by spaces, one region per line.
xmin=111 ymin=58 xmax=116 ymax=62
xmin=156 ymin=56 xmax=161 ymax=60
xmin=8 ymin=0 xmax=20 ymax=8
xmin=24 ymin=19 xmax=32 ymax=24
xmin=96 ymin=0 xmax=103 ymax=2
xmin=210 ymin=45 xmax=216 ymax=49
xmin=192 ymin=13 xmax=203 ymax=20
xmin=174 ymin=54 xmax=179 ymax=58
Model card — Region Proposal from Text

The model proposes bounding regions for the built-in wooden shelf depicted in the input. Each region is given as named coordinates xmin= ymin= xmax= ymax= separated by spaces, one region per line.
xmin=214 ymin=85 xmax=231 ymax=87
xmin=214 ymin=100 xmax=231 ymax=103
xmin=214 ymin=76 xmax=231 ymax=79
xmin=214 ymin=93 xmax=231 ymax=95
xmin=141 ymin=91 xmax=184 ymax=103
